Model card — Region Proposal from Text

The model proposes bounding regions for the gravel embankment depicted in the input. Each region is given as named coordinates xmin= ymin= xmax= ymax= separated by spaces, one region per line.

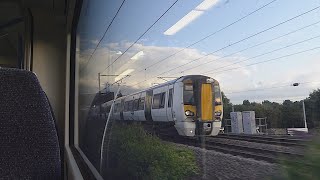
xmin=208 ymin=138 xmax=304 ymax=154
xmin=174 ymin=143 xmax=283 ymax=180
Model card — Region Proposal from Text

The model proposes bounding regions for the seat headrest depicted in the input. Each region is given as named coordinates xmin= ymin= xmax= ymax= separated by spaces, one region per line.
xmin=0 ymin=68 xmax=61 ymax=179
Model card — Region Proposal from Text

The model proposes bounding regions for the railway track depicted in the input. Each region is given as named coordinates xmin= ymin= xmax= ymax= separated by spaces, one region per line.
xmin=211 ymin=133 xmax=310 ymax=147
xmin=159 ymin=133 xmax=306 ymax=164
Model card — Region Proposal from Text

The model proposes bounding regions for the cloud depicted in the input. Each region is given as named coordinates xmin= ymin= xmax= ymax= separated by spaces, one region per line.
xmin=77 ymin=41 xmax=253 ymax=94
xmin=90 ymin=39 xmax=99 ymax=45
xmin=76 ymin=41 xmax=320 ymax=105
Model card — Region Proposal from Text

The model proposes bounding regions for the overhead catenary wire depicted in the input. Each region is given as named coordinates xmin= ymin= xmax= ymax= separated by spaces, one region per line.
xmin=224 ymin=81 xmax=320 ymax=103
xmin=171 ymin=20 xmax=320 ymax=75
xmin=158 ymin=5 xmax=320 ymax=76
xmin=125 ymin=0 xmax=278 ymax=79
xmin=224 ymin=81 xmax=320 ymax=94
xmin=80 ymin=0 xmax=126 ymax=73
xmin=126 ymin=5 xmax=320 ymax=86
xmin=208 ymin=46 xmax=320 ymax=75
xmin=201 ymin=34 xmax=320 ymax=75
xmin=129 ymin=46 xmax=320 ymax=87
xmin=99 ymin=0 xmax=179 ymax=74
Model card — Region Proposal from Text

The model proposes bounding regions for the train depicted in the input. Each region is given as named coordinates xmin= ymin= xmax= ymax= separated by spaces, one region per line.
xmin=95 ymin=75 xmax=223 ymax=137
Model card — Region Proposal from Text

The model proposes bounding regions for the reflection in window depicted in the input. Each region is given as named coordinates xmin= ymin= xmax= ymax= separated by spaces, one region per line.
xmin=74 ymin=0 xmax=320 ymax=179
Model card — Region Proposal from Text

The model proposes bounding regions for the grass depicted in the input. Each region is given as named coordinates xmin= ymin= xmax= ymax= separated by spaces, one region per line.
xmin=107 ymin=123 xmax=199 ymax=180
xmin=277 ymin=135 xmax=320 ymax=180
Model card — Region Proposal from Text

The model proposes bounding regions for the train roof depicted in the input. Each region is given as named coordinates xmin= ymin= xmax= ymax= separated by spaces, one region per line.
xmin=114 ymin=75 xmax=217 ymax=101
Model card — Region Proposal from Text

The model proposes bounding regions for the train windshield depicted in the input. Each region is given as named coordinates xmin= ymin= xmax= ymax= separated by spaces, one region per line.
xmin=214 ymin=84 xmax=222 ymax=105
xmin=183 ymin=84 xmax=194 ymax=105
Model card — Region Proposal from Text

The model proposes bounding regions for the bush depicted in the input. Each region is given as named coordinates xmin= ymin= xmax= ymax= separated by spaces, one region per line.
xmin=107 ymin=123 xmax=199 ymax=180
xmin=279 ymin=136 xmax=320 ymax=179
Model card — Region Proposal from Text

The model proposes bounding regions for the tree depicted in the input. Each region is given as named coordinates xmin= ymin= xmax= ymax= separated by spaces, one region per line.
xmin=221 ymin=89 xmax=320 ymax=129
xmin=221 ymin=91 xmax=232 ymax=119
xmin=305 ymin=89 xmax=320 ymax=128
xmin=243 ymin=100 xmax=250 ymax=106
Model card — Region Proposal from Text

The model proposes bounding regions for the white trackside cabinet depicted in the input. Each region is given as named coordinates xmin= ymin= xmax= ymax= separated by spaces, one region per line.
xmin=230 ymin=112 xmax=243 ymax=134
xmin=242 ymin=111 xmax=256 ymax=134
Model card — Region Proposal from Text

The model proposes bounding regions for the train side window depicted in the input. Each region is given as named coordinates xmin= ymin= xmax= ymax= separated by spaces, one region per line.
xmin=139 ymin=97 xmax=145 ymax=110
xmin=159 ymin=92 xmax=166 ymax=109
xmin=152 ymin=94 xmax=161 ymax=109
xmin=128 ymin=100 xmax=134 ymax=111
xmin=133 ymin=99 xmax=139 ymax=111
xmin=124 ymin=101 xmax=129 ymax=112
xmin=168 ymin=89 xmax=173 ymax=108
xmin=121 ymin=101 xmax=124 ymax=112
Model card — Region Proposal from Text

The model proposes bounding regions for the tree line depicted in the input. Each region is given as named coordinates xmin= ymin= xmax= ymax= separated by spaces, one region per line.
xmin=222 ymin=89 xmax=320 ymax=129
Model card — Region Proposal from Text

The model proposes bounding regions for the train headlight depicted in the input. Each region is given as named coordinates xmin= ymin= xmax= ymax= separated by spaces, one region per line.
xmin=215 ymin=111 xmax=222 ymax=116
xmin=185 ymin=110 xmax=194 ymax=116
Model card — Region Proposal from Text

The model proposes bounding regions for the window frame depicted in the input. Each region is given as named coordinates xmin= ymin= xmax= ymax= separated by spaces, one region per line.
xmin=67 ymin=0 xmax=103 ymax=179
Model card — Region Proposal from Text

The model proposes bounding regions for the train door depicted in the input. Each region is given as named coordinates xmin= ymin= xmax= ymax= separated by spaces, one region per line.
xmin=137 ymin=92 xmax=146 ymax=121
xmin=120 ymin=99 xmax=125 ymax=121
xmin=145 ymin=90 xmax=153 ymax=121
xmin=151 ymin=86 xmax=168 ymax=122
xmin=201 ymin=83 xmax=213 ymax=121
xmin=166 ymin=85 xmax=174 ymax=122
xmin=131 ymin=94 xmax=139 ymax=121
xmin=129 ymin=98 xmax=135 ymax=121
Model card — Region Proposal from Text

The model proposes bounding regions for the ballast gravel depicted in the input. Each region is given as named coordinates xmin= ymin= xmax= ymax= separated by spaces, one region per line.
xmin=208 ymin=137 xmax=304 ymax=154
xmin=173 ymin=143 xmax=284 ymax=180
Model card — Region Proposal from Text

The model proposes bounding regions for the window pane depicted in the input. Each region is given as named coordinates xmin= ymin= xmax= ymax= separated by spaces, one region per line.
xmin=74 ymin=0 xmax=320 ymax=179
xmin=128 ymin=100 xmax=133 ymax=111
xmin=184 ymin=89 xmax=194 ymax=105
xmin=139 ymin=97 xmax=145 ymax=110
xmin=160 ymin=92 xmax=166 ymax=109
xmin=152 ymin=94 xmax=160 ymax=109
xmin=133 ymin=99 xmax=139 ymax=111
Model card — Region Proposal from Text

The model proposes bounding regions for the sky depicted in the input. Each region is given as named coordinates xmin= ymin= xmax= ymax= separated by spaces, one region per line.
xmin=76 ymin=0 xmax=320 ymax=105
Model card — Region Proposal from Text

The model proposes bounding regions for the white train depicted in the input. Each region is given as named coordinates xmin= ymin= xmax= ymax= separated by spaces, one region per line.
xmin=98 ymin=75 xmax=223 ymax=137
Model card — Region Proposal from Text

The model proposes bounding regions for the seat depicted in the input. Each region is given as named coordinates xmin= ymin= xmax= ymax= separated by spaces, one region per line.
xmin=0 ymin=68 xmax=61 ymax=179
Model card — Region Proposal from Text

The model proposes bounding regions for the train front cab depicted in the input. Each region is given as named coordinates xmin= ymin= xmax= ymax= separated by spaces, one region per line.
xmin=174 ymin=76 xmax=223 ymax=137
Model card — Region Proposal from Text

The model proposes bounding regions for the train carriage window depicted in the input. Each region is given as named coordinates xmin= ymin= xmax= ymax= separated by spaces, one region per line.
xmin=159 ymin=92 xmax=166 ymax=109
xmin=168 ymin=89 xmax=173 ymax=108
xmin=124 ymin=101 xmax=129 ymax=112
xmin=138 ymin=97 xmax=145 ymax=110
xmin=152 ymin=94 xmax=161 ymax=109
xmin=133 ymin=99 xmax=139 ymax=111
xmin=128 ymin=100 xmax=134 ymax=111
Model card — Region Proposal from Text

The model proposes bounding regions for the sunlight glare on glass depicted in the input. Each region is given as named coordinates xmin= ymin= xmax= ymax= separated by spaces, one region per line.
xmin=164 ymin=0 xmax=219 ymax=35
xmin=196 ymin=0 xmax=219 ymax=11
xmin=130 ymin=51 xmax=144 ymax=61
